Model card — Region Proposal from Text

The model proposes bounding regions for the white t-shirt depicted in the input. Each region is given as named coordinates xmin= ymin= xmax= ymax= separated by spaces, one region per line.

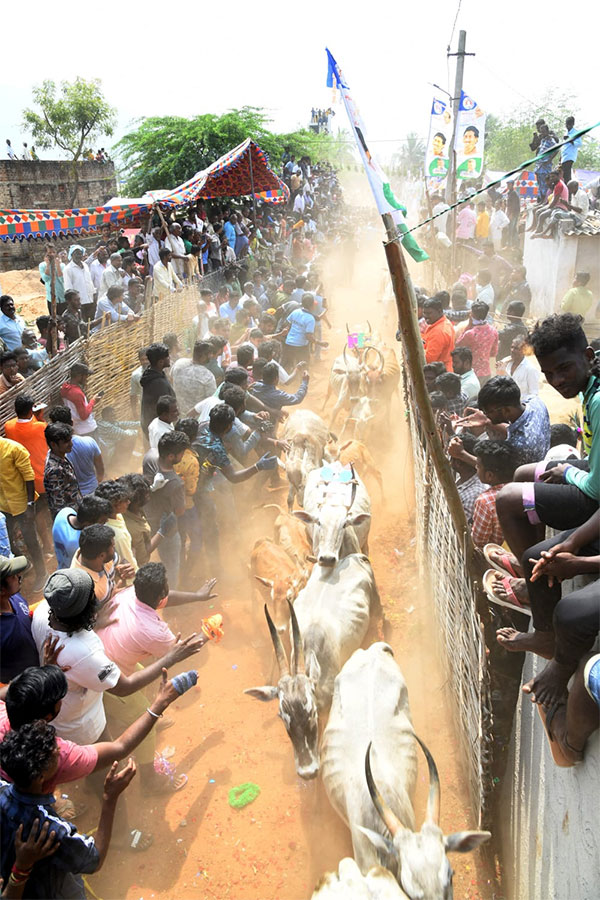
xmin=506 ymin=356 xmax=540 ymax=401
xmin=148 ymin=418 xmax=174 ymax=450
xmin=32 ymin=600 xmax=121 ymax=743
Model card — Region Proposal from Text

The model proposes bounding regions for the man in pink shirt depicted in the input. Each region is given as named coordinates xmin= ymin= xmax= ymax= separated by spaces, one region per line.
xmin=531 ymin=171 xmax=570 ymax=237
xmin=456 ymin=201 xmax=477 ymax=241
xmin=98 ymin=562 xmax=217 ymax=791
xmin=456 ymin=300 xmax=499 ymax=382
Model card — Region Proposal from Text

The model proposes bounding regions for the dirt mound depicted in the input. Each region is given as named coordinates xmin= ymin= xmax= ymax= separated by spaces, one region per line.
xmin=1 ymin=266 xmax=49 ymax=322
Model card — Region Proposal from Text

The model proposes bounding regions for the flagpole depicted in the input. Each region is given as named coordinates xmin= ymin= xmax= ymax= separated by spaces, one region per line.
xmin=248 ymin=143 xmax=257 ymax=226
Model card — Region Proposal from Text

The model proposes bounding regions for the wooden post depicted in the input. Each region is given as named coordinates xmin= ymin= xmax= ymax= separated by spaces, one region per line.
xmin=248 ymin=143 xmax=257 ymax=226
xmin=382 ymin=213 xmax=472 ymax=546
xmin=49 ymin=255 xmax=58 ymax=357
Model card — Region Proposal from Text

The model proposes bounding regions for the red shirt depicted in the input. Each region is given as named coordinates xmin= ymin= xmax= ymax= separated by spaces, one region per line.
xmin=4 ymin=418 xmax=48 ymax=494
xmin=553 ymin=179 xmax=569 ymax=211
xmin=423 ymin=316 xmax=455 ymax=370
xmin=456 ymin=323 xmax=499 ymax=378
xmin=471 ymin=484 xmax=505 ymax=548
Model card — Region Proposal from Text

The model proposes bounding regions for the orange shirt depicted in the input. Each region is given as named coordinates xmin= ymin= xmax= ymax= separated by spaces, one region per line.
xmin=4 ymin=417 xmax=48 ymax=494
xmin=423 ymin=316 xmax=455 ymax=370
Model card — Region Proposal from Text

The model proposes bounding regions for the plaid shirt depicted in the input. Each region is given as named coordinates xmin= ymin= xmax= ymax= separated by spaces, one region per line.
xmin=471 ymin=483 xmax=505 ymax=548
xmin=43 ymin=451 xmax=82 ymax=519
xmin=0 ymin=780 xmax=99 ymax=896
xmin=456 ymin=473 xmax=486 ymax=523
xmin=445 ymin=392 xmax=467 ymax=417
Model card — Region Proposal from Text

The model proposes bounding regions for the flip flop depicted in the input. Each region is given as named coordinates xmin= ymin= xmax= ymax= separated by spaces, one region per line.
xmin=483 ymin=543 xmax=522 ymax=579
xmin=129 ymin=829 xmax=154 ymax=852
xmin=483 ymin=570 xmax=532 ymax=617
xmin=536 ymin=703 xmax=579 ymax=768
xmin=54 ymin=797 xmax=88 ymax=820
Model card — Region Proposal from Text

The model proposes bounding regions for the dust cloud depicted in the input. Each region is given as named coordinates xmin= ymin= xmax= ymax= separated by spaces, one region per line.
xmin=77 ymin=217 xmax=494 ymax=899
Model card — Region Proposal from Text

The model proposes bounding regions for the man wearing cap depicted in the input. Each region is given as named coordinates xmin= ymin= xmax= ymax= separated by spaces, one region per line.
xmin=31 ymin=569 xmax=206 ymax=745
xmin=0 ymin=437 xmax=47 ymax=591
xmin=0 ymin=555 xmax=39 ymax=682
xmin=60 ymin=362 xmax=101 ymax=436
xmin=63 ymin=246 xmax=95 ymax=321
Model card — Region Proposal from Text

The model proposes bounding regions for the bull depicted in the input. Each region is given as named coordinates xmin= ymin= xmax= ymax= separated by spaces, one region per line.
xmin=250 ymin=538 xmax=308 ymax=632
xmin=261 ymin=503 xmax=312 ymax=570
xmin=282 ymin=409 xmax=330 ymax=510
xmin=327 ymin=438 xmax=384 ymax=500
xmin=323 ymin=346 xmax=365 ymax=431
xmin=245 ymin=552 xmax=377 ymax=779
xmin=321 ymin=643 xmax=490 ymax=898
xmin=294 ymin=463 xmax=371 ymax=568
xmin=311 ymin=857 xmax=408 ymax=899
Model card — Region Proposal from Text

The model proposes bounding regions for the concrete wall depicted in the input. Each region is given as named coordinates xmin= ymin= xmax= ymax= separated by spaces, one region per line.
xmin=524 ymin=232 xmax=600 ymax=329
xmin=500 ymin=650 xmax=600 ymax=900
xmin=0 ymin=160 xmax=117 ymax=272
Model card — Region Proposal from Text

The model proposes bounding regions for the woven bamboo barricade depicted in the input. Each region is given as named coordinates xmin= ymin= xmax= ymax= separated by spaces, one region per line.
xmin=382 ymin=214 xmax=493 ymax=828
xmin=0 ymin=276 xmax=223 ymax=432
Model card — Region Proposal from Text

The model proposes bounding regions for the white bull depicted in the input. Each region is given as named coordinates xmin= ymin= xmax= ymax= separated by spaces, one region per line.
xmin=321 ymin=643 xmax=490 ymax=899
xmin=282 ymin=409 xmax=330 ymax=510
xmin=311 ymin=857 xmax=408 ymax=899
xmin=245 ymin=554 xmax=377 ymax=779
xmin=295 ymin=464 xmax=371 ymax=567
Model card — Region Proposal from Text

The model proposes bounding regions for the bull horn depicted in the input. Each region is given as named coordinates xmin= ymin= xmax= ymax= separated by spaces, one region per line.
xmin=345 ymin=322 xmax=350 ymax=334
xmin=414 ymin=734 xmax=441 ymax=826
xmin=342 ymin=345 xmax=348 ymax=366
xmin=364 ymin=345 xmax=385 ymax=372
xmin=365 ymin=742 xmax=404 ymax=837
xmin=366 ymin=320 xmax=372 ymax=335
xmin=349 ymin=463 xmax=357 ymax=509
xmin=288 ymin=600 xmax=305 ymax=675
xmin=264 ymin=604 xmax=289 ymax=676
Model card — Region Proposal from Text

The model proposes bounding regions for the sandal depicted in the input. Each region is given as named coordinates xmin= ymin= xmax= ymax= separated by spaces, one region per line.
xmin=483 ymin=543 xmax=522 ymax=579
xmin=54 ymin=796 xmax=88 ymax=820
xmin=149 ymin=773 xmax=188 ymax=794
xmin=483 ymin=570 xmax=532 ymax=617
xmin=129 ymin=829 xmax=154 ymax=852
xmin=536 ymin=703 xmax=581 ymax=767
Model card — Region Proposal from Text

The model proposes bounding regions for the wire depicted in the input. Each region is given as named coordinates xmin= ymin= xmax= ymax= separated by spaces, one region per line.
xmin=448 ymin=0 xmax=463 ymax=52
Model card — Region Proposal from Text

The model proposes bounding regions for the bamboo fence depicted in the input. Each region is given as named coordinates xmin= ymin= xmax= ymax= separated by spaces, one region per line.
xmin=0 ymin=273 xmax=222 ymax=431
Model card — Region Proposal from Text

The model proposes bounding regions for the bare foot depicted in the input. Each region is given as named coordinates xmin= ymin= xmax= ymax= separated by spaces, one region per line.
xmin=496 ymin=627 xmax=555 ymax=658
xmin=492 ymin=575 xmax=528 ymax=604
xmin=523 ymin=659 xmax=574 ymax=706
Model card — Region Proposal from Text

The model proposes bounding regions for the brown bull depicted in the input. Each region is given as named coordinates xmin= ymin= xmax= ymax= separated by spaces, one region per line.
xmin=250 ymin=538 xmax=309 ymax=632
xmin=262 ymin=503 xmax=313 ymax=569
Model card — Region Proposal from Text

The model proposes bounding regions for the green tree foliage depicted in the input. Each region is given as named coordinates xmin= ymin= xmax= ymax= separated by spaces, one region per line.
xmin=116 ymin=106 xmax=347 ymax=196
xmin=390 ymin=132 xmax=426 ymax=177
xmin=23 ymin=78 xmax=117 ymax=205
xmin=485 ymin=90 xmax=600 ymax=171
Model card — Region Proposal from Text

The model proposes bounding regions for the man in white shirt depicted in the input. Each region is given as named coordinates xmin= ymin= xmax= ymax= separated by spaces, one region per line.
xmin=432 ymin=194 xmax=450 ymax=234
xmin=172 ymin=341 xmax=217 ymax=414
xmin=98 ymin=253 xmax=125 ymax=300
xmin=6 ymin=139 xmax=17 ymax=160
xmin=504 ymin=336 xmax=539 ymax=401
xmin=144 ymin=227 xmax=163 ymax=273
xmin=88 ymin=248 xmax=109 ymax=294
xmin=148 ymin=395 xmax=179 ymax=449
xmin=164 ymin=223 xmax=187 ymax=279
xmin=153 ymin=248 xmax=183 ymax=299
xmin=31 ymin=567 xmax=204 ymax=745
xmin=63 ymin=245 xmax=95 ymax=318
xmin=239 ymin=282 xmax=257 ymax=308
xmin=475 ymin=269 xmax=495 ymax=307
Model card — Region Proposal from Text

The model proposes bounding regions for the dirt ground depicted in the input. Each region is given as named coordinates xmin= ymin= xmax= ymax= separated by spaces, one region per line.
xmin=43 ymin=236 xmax=496 ymax=900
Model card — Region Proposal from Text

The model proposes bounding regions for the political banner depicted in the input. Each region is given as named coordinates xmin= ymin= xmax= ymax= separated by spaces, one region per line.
xmin=454 ymin=91 xmax=486 ymax=180
xmin=425 ymin=97 xmax=453 ymax=179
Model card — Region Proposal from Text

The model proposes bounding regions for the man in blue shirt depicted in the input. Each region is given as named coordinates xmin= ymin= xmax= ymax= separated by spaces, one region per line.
xmin=0 ymin=296 xmax=25 ymax=352
xmin=52 ymin=495 xmax=112 ymax=568
xmin=561 ymin=115 xmax=582 ymax=186
xmin=283 ymin=293 xmax=326 ymax=370
xmin=251 ymin=361 xmax=309 ymax=410
xmin=0 ymin=556 xmax=39 ymax=683
xmin=222 ymin=215 xmax=236 ymax=251
xmin=0 ymin=720 xmax=136 ymax=899
xmin=94 ymin=285 xmax=138 ymax=329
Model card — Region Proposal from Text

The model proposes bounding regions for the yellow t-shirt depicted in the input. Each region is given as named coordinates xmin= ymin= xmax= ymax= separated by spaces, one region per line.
xmin=0 ymin=437 xmax=37 ymax=516
xmin=476 ymin=211 xmax=490 ymax=239
xmin=561 ymin=286 xmax=594 ymax=318
xmin=174 ymin=448 xmax=200 ymax=509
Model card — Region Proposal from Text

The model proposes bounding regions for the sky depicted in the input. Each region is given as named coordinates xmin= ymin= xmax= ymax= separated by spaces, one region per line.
xmin=1 ymin=0 xmax=597 ymax=173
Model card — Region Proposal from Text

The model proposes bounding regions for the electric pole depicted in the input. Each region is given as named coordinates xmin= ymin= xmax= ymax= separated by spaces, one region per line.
xmin=445 ymin=30 xmax=475 ymax=206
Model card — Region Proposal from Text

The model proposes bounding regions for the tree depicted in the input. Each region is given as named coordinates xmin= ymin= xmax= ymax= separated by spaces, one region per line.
xmin=23 ymin=78 xmax=117 ymax=205
xmin=484 ymin=89 xmax=600 ymax=172
xmin=116 ymin=107 xmax=348 ymax=196
xmin=392 ymin=132 xmax=426 ymax=177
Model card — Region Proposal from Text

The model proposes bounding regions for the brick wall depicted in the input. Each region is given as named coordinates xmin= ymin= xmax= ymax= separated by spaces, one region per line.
xmin=0 ymin=160 xmax=118 ymax=272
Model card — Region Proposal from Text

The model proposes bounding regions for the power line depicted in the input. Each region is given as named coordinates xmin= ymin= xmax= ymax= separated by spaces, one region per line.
xmin=447 ymin=0 xmax=462 ymax=52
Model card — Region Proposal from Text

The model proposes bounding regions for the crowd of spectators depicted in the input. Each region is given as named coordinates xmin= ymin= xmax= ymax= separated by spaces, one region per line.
xmin=0 ymin=151 xmax=346 ymax=897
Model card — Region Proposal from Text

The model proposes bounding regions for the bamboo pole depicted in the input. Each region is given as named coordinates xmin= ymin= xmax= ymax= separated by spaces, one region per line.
xmin=381 ymin=212 xmax=473 ymax=549
xmin=49 ymin=255 xmax=58 ymax=357
xmin=248 ymin=144 xmax=257 ymax=226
